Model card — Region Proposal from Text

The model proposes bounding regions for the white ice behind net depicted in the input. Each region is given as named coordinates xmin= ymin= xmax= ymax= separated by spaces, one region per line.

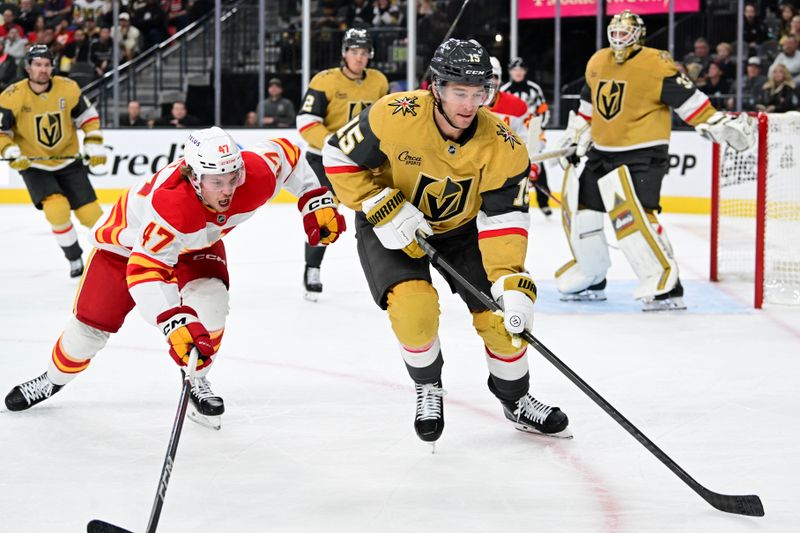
xmin=716 ymin=112 xmax=800 ymax=305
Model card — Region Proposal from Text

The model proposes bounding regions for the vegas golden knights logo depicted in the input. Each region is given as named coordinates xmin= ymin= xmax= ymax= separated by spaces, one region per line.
xmin=595 ymin=80 xmax=626 ymax=121
xmin=35 ymin=112 xmax=63 ymax=147
xmin=410 ymin=174 xmax=473 ymax=222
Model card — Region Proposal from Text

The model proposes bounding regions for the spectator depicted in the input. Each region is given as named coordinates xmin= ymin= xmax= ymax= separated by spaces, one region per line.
xmin=733 ymin=56 xmax=768 ymax=111
xmin=779 ymin=2 xmax=797 ymax=39
xmin=683 ymin=37 xmax=712 ymax=77
xmin=63 ymin=27 xmax=90 ymax=63
xmin=4 ymin=28 xmax=28 ymax=61
xmin=0 ymin=38 xmax=16 ymax=91
xmin=72 ymin=0 xmax=106 ymax=28
xmin=43 ymin=0 xmax=74 ymax=25
xmin=134 ymin=0 xmax=167 ymax=50
xmin=122 ymin=99 xmax=148 ymax=126
xmin=89 ymin=26 xmax=113 ymax=77
xmin=26 ymin=15 xmax=45 ymax=43
xmin=164 ymin=0 xmax=191 ymax=32
xmin=111 ymin=12 xmax=141 ymax=60
xmin=371 ymin=0 xmax=401 ymax=27
xmin=699 ymin=61 xmax=732 ymax=109
xmin=773 ymin=33 xmax=800 ymax=83
xmin=790 ymin=14 xmax=800 ymax=37
xmin=256 ymin=77 xmax=296 ymax=128
xmin=152 ymin=100 xmax=201 ymax=127
xmin=16 ymin=0 xmax=42 ymax=35
xmin=744 ymin=2 xmax=767 ymax=55
xmin=340 ymin=0 xmax=372 ymax=28
xmin=312 ymin=2 xmax=344 ymax=69
xmin=243 ymin=110 xmax=258 ymax=127
xmin=0 ymin=10 xmax=26 ymax=39
xmin=714 ymin=42 xmax=736 ymax=80
xmin=758 ymin=62 xmax=799 ymax=112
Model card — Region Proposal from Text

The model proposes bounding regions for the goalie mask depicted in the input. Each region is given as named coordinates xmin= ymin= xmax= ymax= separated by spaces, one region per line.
xmin=607 ymin=10 xmax=646 ymax=64
xmin=182 ymin=127 xmax=245 ymax=198
xmin=429 ymin=39 xmax=495 ymax=129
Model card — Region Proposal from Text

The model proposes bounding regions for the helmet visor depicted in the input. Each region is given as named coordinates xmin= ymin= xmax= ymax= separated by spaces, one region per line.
xmin=200 ymin=167 xmax=245 ymax=192
xmin=437 ymin=80 xmax=495 ymax=108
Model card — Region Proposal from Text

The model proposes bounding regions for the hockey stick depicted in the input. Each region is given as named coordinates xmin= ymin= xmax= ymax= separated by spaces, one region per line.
xmin=87 ymin=348 xmax=200 ymax=533
xmin=414 ymin=233 xmax=765 ymax=517
xmin=0 ymin=155 xmax=87 ymax=161
xmin=529 ymin=146 xmax=576 ymax=163
xmin=420 ymin=0 xmax=472 ymax=83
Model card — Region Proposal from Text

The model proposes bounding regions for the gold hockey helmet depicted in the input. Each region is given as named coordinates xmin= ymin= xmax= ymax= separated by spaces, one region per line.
xmin=607 ymin=10 xmax=646 ymax=64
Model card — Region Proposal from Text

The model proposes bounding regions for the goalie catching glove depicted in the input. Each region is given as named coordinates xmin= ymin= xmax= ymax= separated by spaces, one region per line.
xmin=157 ymin=306 xmax=216 ymax=370
xmin=3 ymin=144 xmax=30 ymax=171
xmin=557 ymin=110 xmax=592 ymax=169
xmin=491 ymin=273 xmax=537 ymax=335
xmin=695 ymin=112 xmax=756 ymax=152
xmin=83 ymin=132 xmax=107 ymax=167
xmin=362 ymin=187 xmax=432 ymax=259
xmin=298 ymin=187 xmax=346 ymax=246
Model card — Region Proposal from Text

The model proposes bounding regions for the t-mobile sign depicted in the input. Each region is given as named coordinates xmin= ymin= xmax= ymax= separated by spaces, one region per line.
xmin=519 ymin=0 xmax=699 ymax=19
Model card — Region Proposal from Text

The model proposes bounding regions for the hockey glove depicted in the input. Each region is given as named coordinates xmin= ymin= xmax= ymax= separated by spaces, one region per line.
xmin=695 ymin=112 xmax=756 ymax=152
xmin=298 ymin=187 xmax=346 ymax=246
xmin=362 ymin=187 xmax=433 ymax=259
xmin=157 ymin=306 xmax=216 ymax=370
xmin=3 ymin=144 xmax=31 ymax=171
xmin=557 ymin=110 xmax=592 ymax=169
xmin=83 ymin=132 xmax=107 ymax=167
xmin=490 ymin=273 xmax=537 ymax=335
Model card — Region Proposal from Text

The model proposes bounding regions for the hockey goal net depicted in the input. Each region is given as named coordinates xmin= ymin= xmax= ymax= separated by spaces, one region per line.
xmin=710 ymin=111 xmax=800 ymax=308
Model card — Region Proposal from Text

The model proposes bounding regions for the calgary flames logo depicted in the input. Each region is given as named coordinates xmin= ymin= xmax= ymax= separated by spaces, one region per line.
xmin=388 ymin=96 xmax=419 ymax=117
xmin=595 ymin=80 xmax=626 ymax=121
xmin=410 ymin=173 xmax=473 ymax=222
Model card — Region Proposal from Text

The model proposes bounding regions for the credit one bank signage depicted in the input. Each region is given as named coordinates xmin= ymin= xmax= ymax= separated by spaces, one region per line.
xmin=519 ymin=0 xmax=700 ymax=19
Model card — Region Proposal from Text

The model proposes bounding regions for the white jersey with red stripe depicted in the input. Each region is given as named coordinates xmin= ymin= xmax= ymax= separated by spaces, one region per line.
xmin=90 ymin=138 xmax=319 ymax=324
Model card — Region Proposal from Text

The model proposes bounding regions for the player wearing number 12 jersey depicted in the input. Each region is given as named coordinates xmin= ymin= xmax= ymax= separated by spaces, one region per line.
xmin=4 ymin=127 xmax=345 ymax=429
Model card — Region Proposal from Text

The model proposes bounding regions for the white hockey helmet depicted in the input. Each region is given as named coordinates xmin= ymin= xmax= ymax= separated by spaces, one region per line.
xmin=182 ymin=127 xmax=244 ymax=193
xmin=490 ymin=56 xmax=503 ymax=84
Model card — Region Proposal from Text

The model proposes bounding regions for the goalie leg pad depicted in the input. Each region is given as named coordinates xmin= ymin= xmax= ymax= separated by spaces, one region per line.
xmin=387 ymin=280 xmax=440 ymax=349
xmin=47 ymin=316 xmax=110 ymax=385
xmin=597 ymin=165 xmax=678 ymax=299
xmin=555 ymin=210 xmax=611 ymax=295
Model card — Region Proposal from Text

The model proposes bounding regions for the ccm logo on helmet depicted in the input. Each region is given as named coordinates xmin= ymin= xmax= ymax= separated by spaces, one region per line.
xmin=308 ymin=196 xmax=334 ymax=210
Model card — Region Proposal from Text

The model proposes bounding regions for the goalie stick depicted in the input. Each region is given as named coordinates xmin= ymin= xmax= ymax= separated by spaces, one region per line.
xmin=87 ymin=349 xmax=200 ymax=533
xmin=414 ymin=232 xmax=765 ymax=517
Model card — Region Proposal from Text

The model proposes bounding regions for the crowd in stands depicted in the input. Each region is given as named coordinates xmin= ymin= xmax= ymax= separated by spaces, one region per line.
xmin=0 ymin=0 xmax=212 ymax=93
xmin=680 ymin=1 xmax=800 ymax=114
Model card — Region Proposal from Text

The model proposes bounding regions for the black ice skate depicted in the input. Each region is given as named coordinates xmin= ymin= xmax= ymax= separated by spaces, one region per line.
xmin=182 ymin=371 xmax=224 ymax=430
xmin=560 ymin=278 xmax=607 ymax=302
xmin=540 ymin=206 xmax=553 ymax=217
xmin=414 ymin=381 xmax=446 ymax=450
xmin=498 ymin=394 xmax=572 ymax=439
xmin=69 ymin=257 xmax=84 ymax=278
xmin=4 ymin=372 xmax=63 ymax=411
xmin=303 ymin=265 xmax=322 ymax=301
xmin=642 ymin=279 xmax=687 ymax=312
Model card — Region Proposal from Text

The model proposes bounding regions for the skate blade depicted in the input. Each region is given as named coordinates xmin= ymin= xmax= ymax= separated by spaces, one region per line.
xmin=303 ymin=291 xmax=320 ymax=302
xmin=641 ymin=297 xmax=687 ymax=312
xmin=187 ymin=408 xmax=222 ymax=430
xmin=512 ymin=423 xmax=574 ymax=439
xmin=560 ymin=290 xmax=606 ymax=302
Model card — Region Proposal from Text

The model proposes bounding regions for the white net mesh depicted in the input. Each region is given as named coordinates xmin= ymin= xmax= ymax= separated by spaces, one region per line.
xmin=715 ymin=112 xmax=800 ymax=306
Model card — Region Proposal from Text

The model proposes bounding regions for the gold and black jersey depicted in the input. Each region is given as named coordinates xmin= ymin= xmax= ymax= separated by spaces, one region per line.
xmin=296 ymin=67 xmax=389 ymax=153
xmin=0 ymin=76 xmax=100 ymax=170
xmin=323 ymin=90 xmax=532 ymax=280
xmin=581 ymin=47 xmax=717 ymax=151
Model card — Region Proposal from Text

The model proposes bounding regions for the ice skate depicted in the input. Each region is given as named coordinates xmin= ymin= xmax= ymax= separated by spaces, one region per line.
xmin=540 ymin=206 xmax=553 ymax=217
xmin=496 ymin=390 xmax=572 ymax=439
xmin=69 ymin=257 xmax=84 ymax=279
xmin=414 ymin=381 xmax=446 ymax=451
xmin=303 ymin=265 xmax=322 ymax=302
xmin=560 ymin=279 xmax=607 ymax=302
xmin=4 ymin=372 xmax=63 ymax=411
xmin=642 ymin=280 xmax=687 ymax=312
xmin=183 ymin=371 xmax=224 ymax=430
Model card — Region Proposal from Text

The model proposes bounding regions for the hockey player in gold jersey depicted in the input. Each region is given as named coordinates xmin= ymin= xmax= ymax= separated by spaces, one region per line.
xmin=555 ymin=10 xmax=754 ymax=311
xmin=0 ymin=45 xmax=107 ymax=278
xmin=323 ymin=39 xmax=570 ymax=445
xmin=296 ymin=28 xmax=389 ymax=300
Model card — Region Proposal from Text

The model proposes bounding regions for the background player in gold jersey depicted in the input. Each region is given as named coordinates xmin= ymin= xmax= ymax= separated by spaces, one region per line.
xmin=323 ymin=39 xmax=570 ymax=446
xmin=0 ymin=45 xmax=107 ymax=278
xmin=296 ymin=28 xmax=388 ymax=300
xmin=555 ymin=10 xmax=754 ymax=311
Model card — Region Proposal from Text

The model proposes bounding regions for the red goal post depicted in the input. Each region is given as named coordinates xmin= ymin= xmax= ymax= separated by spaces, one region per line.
xmin=710 ymin=111 xmax=800 ymax=308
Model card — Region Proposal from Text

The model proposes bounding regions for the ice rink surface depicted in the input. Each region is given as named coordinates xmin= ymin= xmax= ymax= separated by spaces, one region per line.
xmin=1 ymin=201 xmax=798 ymax=533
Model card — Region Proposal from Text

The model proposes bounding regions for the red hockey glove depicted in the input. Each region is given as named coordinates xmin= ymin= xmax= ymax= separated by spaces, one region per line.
xmin=298 ymin=187 xmax=346 ymax=246
xmin=157 ymin=306 xmax=215 ymax=369
xmin=528 ymin=162 xmax=541 ymax=182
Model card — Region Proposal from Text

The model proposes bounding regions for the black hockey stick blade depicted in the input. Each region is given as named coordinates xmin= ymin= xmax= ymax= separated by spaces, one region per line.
xmin=414 ymin=233 xmax=764 ymax=517
xmin=87 ymin=519 xmax=135 ymax=533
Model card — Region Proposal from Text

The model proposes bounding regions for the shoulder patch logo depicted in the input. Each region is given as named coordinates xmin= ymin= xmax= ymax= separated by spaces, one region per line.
xmin=595 ymin=79 xmax=626 ymax=121
xmin=410 ymin=174 xmax=473 ymax=222
xmin=496 ymin=123 xmax=521 ymax=150
xmin=388 ymin=96 xmax=419 ymax=117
